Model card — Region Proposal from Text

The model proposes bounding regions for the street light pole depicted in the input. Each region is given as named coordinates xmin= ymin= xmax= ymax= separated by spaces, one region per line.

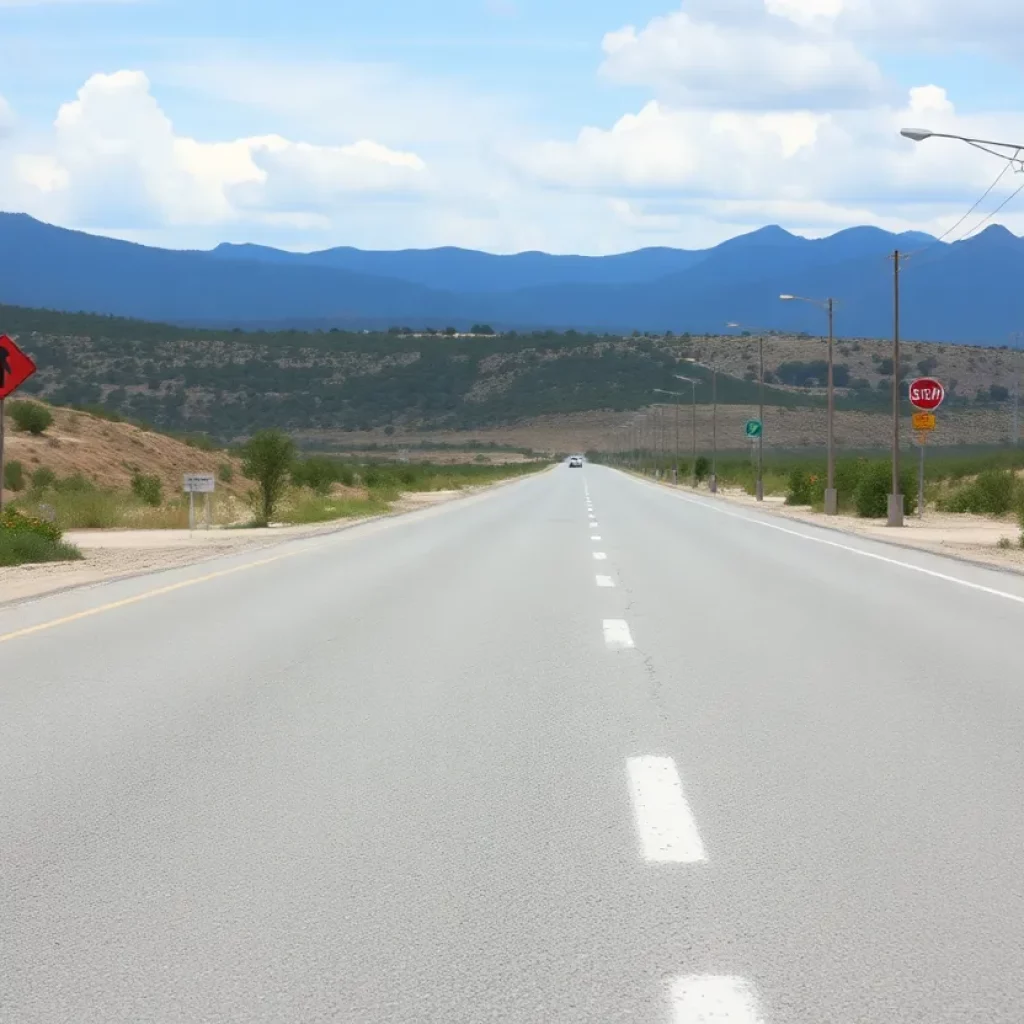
xmin=673 ymin=376 xmax=700 ymax=488
xmin=725 ymin=323 xmax=767 ymax=501
xmin=780 ymin=294 xmax=838 ymax=514
xmin=710 ymin=367 xmax=718 ymax=493
xmin=825 ymin=298 xmax=836 ymax=515
xmin=758 ymin=334 xmax=765 ymax=501
xmin=674 ymin=395 xmax=680 ymax=484
xmin=887 ymin=250 xmax=905 ymax=527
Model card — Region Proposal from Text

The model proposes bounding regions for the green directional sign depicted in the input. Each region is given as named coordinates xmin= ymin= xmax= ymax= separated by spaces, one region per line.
xmin=745 ymin=419 xmax=763 ymax=439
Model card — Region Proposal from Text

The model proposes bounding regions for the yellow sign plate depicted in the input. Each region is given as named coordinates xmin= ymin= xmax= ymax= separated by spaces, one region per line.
xmin=912 ymin=412 xmax=936 ymax=430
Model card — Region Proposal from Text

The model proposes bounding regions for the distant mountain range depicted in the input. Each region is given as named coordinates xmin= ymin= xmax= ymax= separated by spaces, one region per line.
xmin=3 ymin=212 xmax=1024 ymax=343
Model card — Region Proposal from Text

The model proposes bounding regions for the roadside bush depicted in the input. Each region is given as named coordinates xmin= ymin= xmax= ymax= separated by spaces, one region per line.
xmin=3 ymin=460 xmax=25 ymax=492
xmin=1 ymin=506 xmax=63 ymax=543
xmin=130 ymin=471 xmax=163 ymax=507
xmin=694 ymin=455 xmax=711 ymax=483
xmin=941 ymin=469 xmax=1017 ymax=516
xmin=217 ymin=462 xmax=234 ymax=484
xmin=30 ymin=466 xmax=56 ymax=490
xmin=785 ymin=468 xmax=813 ymax=505
xmin=53 ymin=472 xmax=95 ymax=494
xmin=7 ymin=400 xmax=53 ymax=435
xmin=853 ymin=461 xmax=918 ymax=518
xmin=0 ymin=530 xmax=82 ymax=566
xmin=291 ymin=456 xmax=340 ymax=495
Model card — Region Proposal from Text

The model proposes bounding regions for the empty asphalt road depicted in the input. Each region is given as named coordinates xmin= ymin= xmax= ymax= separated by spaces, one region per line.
xmin=4 ymin=464 xmax=1024 ymax=1023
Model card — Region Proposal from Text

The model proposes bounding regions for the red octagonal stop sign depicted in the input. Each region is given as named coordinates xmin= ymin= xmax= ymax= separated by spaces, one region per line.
xmin=0 ymin=334 xmax=37 ymax=400
xmin=908 ymin=376 xmax=945 ymax=411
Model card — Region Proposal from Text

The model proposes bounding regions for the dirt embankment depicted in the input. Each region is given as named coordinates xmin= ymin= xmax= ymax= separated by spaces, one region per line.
xmin=0 ymin=404 xmax=247 ymax=504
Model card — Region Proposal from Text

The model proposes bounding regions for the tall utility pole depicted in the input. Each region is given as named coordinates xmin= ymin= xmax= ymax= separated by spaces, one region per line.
xmin=825 ymin=298 xmax=836 ymax=515
xmin=1013 ymin=332 xmax=1023 ymax=447
xmin=714 ymin=366 xmax=719 ymax=486
xmin=674 ymin=375 xmax=700 ymax=487
xmin=757 ymin=334 xmax=765 ymax=501
xmin=674 ymin=396 xmax=680 ymax=484
xmin=888 ymin=250 xmax=906 ymax=527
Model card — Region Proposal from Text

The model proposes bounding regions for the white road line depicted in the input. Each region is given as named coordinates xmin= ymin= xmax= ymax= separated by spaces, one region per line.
xmin=660 ymin=488 xmax=1024 ymax=608
xmin=593 ymin=552 xmax=607 ymax=561
xmin=591 ymin=535 xmax=602 ymax=540
xmin=669 ymin=976 xmax=765 ymax=1023
xmin=625 ymin=756 xmax=706 ymax=863
xmin=596 ymin=575 xmax=615 ymax=587
xmin=603 ymin=619 xmax=634 ymax=649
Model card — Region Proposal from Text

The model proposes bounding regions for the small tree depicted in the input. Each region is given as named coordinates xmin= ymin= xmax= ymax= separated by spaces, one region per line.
xmin=3 ymin=460 xmax=25 ymax=491
xmin=242 ymin=429 xmax=296 ymax=525
xmin=7 ymin=401 xmax=53 ymax=435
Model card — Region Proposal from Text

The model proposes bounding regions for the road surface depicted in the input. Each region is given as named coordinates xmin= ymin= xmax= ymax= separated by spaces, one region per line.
xmin=3 ymin=465 xmax=1024 ymax=1023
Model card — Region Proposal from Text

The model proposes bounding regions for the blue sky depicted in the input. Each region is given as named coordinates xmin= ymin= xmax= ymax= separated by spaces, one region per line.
xmin=3 ymin=0 xmax=1024 ymax=254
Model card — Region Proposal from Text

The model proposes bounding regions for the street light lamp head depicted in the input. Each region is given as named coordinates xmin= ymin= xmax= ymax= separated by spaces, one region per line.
xmin=900 ymin=128 xmax=933 ymax=142
xmin=779 ymin=294 xmax=795 ymax=301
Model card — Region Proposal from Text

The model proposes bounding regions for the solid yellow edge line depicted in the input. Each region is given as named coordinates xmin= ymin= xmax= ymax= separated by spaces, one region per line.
xmin=0 ymin=552 xmax=290 ymax=645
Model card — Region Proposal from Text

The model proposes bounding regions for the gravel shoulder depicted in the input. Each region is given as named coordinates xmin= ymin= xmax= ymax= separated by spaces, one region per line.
xmin=0 ymin=488 xmax=471 ymax=606
xmin=665 ymin=479 xmax=1024 ymax=573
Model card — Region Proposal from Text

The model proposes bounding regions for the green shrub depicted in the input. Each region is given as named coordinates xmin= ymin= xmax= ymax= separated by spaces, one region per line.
xmin=0 ymin=530 xmax=82 ymax=566
xmin=291 ymin=456 xmax=340 ymax=495
xmin=130 ymin=472 xmax=163 ymax=507
xmin=1 ymin=506 xmax=63 ymax=542
xmin=853 ymin=461 xmax=918 ymax=518
xmin=217 ymin=462 xmax=234 ymax=483
xmin=7 ymin=400 xmax=53 ymax=435
xmin=30 ymin=466 xmax=57 ymax=490
xmin=3 ymin=459 xmax=25 ymax=491
xmin=786 ymin=468 xmax=813 ymax=505
xmin=694 ymin=455 xmax=711 ymax=483
xmin=943 ymin=469 xmax=1017 ymax=516
xmin=54 ymin=473 xmax=95 ymax=494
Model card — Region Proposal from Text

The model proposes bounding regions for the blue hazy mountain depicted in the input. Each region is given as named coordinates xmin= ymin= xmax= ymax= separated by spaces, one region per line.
xmin=4 ymin=211 xmax=1022 ymax=343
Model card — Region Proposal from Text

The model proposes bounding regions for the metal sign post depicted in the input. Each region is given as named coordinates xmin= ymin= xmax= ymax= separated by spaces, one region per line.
xmin=183 ymin=473 xmax=216 ymax=533
xmin=0 ymin=398 xmax=5 ymax=514
xmin=0 ymin=334 xmax=40 ymax=513
xmin=917 ymin=432 xmax=926 ymax=519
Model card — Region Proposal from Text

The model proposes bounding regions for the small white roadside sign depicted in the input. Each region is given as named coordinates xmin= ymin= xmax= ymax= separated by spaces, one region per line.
xmin=183 ymin=473 xmax=215 ymax=531
xmin=183 ymin=473 xmax=216 ymax=494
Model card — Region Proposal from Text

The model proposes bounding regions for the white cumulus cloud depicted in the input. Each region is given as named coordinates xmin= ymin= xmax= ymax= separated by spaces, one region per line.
xmin=4 ymin=70 xmax=428 ymax=230
xmin=601 ymin=2 xmax=883 ymax=109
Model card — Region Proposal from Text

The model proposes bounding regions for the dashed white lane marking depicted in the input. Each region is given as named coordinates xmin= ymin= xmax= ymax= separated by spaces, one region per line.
xmin=626 ymin=756 xmax=706 ymax=863
xmin=591 ymin=535 xmax=602 ymax=541
xmin=603 ymin=619 xmax=634 ymax=649
xmin=669 ymin=976 xmax=765 ymax=1023
xmin=596 ymin=575 xmax=615 ymax=587
xmin=593 ymin=552 xmax=607 ymax=561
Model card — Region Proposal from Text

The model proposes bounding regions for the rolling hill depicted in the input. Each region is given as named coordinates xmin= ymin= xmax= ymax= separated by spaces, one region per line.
xmin=2 ymin=302 xmax=1021 ymax=444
